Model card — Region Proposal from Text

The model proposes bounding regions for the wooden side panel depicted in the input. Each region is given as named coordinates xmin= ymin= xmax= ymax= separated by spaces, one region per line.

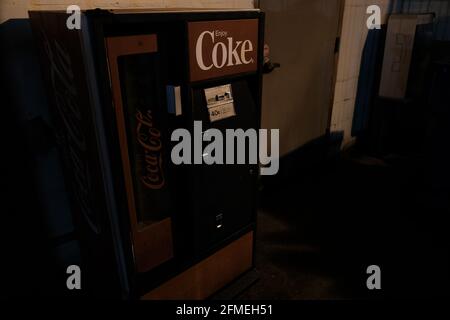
xmin=142 ymin=232 xmax=254 ymax=300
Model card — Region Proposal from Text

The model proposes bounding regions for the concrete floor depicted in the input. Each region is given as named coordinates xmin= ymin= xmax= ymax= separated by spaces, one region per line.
xmin=238 ymin=150 xmax=449 ymax=299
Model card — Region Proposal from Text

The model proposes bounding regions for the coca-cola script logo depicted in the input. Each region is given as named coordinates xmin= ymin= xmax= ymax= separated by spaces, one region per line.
xmin=188 ymin=19 xmax=259 ymax=82
xmin=42 ymin=30 xmax=100 ymax=235
xmin=136 ymin=110 xmax=165 ymax=189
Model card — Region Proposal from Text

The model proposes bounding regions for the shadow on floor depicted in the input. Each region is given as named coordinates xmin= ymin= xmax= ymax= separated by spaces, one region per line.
xmin=238 ymin=149 xmax=449 ymax=300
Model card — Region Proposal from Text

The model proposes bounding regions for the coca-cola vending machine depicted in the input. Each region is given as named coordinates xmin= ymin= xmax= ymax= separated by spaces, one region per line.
xmin=29 ymin=9 xmax=264 ymax=299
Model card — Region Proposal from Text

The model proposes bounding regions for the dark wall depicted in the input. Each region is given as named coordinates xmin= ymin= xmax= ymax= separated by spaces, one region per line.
xmin=1 ymin=19 xmax=81 ymax=297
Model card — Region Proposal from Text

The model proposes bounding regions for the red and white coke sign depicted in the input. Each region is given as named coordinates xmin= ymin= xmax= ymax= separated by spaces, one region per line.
xmin=188 ymin=19 xmax=259 ymax=82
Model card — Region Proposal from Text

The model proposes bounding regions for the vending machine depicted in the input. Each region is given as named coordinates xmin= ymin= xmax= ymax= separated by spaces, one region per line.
xmin=29 ymin=9 xmax=264 ymax=299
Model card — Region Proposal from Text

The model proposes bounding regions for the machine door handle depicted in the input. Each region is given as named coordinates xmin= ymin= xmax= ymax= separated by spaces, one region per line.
xmin=263 ymin=61 xmax=281 ymax=74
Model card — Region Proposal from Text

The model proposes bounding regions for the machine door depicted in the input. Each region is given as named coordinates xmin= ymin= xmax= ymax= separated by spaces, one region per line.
xmin=192 ymin=80 xmax=259 ymax=254
xmin=106 ymin=34 xmax=174 ymax=273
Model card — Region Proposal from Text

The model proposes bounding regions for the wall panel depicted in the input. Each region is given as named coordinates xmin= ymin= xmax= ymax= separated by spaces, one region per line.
xmin=259 ymin=0 xmax=342 ymax=156
xmin=330 ymin=0 xmax=392 ymax=148
xmin=1 ymin=0 xmax=255 ymax=23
